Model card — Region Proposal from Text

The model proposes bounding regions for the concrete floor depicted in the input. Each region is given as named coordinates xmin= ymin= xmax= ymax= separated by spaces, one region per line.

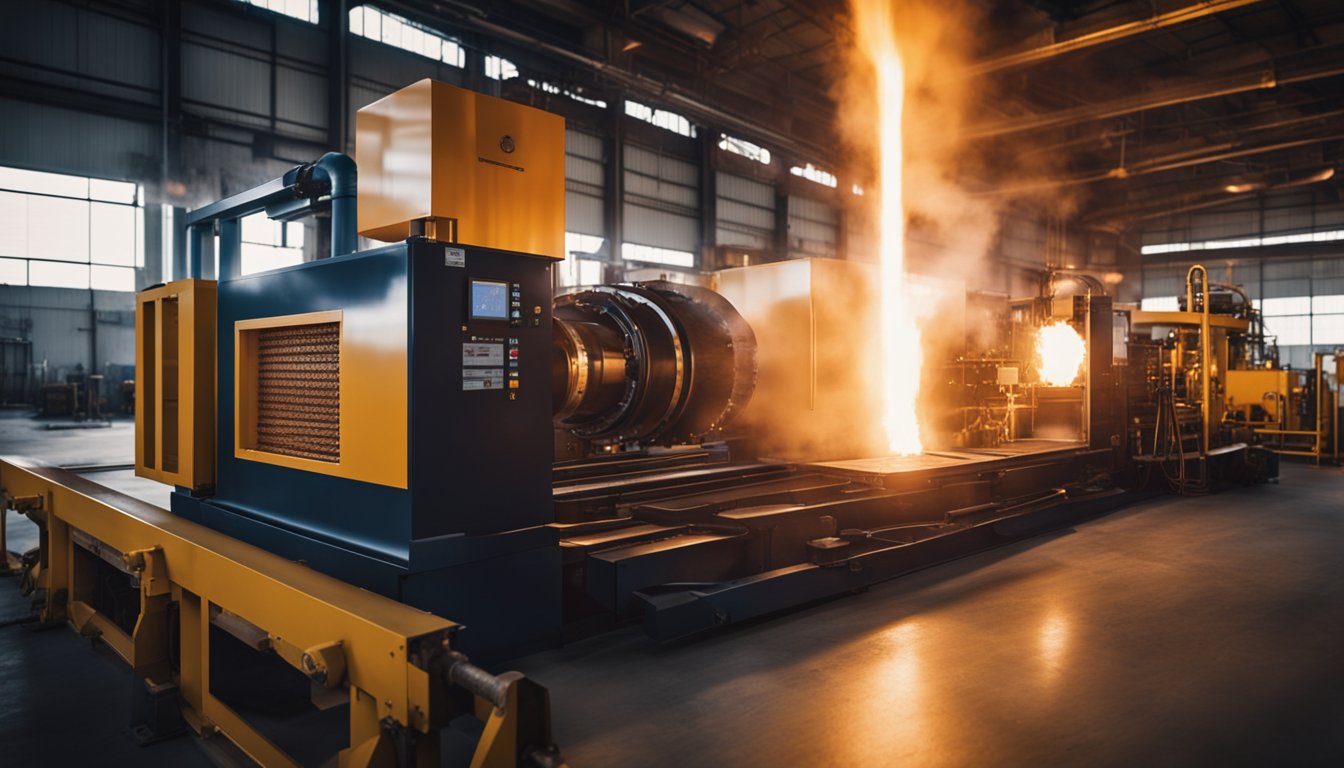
xmin=2 ymin=408 xmax=1343 ymax=766
xmin=520 ymin=468 xmax=1344 ymax=767
xmin=0 ymin=411 xmax=220 ymax=765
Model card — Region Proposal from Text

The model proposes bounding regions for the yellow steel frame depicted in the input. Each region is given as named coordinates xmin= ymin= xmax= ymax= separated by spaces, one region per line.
xmin=0 ymin=456 xmax=555 ymax=768
xmin=1128 ymin=309 xmax=1251 ymax=332
xmin=135 ymin=280 xmax=216 ymax=493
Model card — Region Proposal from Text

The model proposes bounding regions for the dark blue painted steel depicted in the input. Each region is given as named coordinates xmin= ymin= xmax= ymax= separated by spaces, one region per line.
xmin=198 ymin=238 xmax=561 ymax=660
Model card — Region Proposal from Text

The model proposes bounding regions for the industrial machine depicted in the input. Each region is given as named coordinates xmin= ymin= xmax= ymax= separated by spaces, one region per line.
xmin=1127 ymin=265 xmax=1339 ymax=484
xmin=1 ymin=78 xmax=1292 ymax=766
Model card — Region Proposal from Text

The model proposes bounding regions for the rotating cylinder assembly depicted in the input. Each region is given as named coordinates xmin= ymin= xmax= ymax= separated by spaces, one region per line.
xmin=552 ymin=281 xmax=757 ymax=447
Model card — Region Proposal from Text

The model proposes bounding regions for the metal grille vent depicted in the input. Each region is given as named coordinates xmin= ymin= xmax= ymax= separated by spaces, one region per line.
xmin=255 ymin=322 xmax=340 ymax=462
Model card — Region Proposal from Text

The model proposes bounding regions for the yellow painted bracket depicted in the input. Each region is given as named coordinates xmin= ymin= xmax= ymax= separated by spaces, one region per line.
xmin=0 ymin=456 xmax=565 ymax=768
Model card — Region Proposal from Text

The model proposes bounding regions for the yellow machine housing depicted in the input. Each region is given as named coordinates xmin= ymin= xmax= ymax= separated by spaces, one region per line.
xmin=134 ymin=279 xmax=216 ymax=493
xmin=1225 ymin=368 xmax=1297 ymax=424
xmin=356 ymin=78 xmax=566 ymax=259
xmin=715 ymin=259 xmax=965 ymax=460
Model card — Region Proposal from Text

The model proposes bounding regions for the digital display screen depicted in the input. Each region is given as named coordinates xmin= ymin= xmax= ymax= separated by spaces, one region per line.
xmin=469 ymin=280 xmax=509 ymax=320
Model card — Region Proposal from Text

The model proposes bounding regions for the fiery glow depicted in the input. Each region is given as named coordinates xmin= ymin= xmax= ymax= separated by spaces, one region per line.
xmin=1035 ymin=322 xmax=1086 ymax=386
xmin=852 ymin=0 xmax=922 ymax=455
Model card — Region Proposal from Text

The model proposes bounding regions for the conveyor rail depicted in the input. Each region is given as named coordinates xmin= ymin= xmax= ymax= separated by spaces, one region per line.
xmin=0 ymin=456 xmax=564 ymax=768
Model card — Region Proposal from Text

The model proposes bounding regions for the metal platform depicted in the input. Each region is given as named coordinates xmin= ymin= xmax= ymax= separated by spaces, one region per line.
xmin=554 ymin=440 xmax=1131 ymax=643
xmin=806 ymin=439 xmax=1092 ymax=476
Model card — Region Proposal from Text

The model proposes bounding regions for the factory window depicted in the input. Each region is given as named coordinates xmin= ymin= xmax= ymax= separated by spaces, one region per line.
xmin=566 ymin=232 xmax=604 ymax=256
xmin=790 ymin=163 xmax=838 ymax=189
xmin=239 ymin=213 xmax=305 ymax=276
xmin=1140 ymin=229 xmax=1344 ymax=255
xmin=625 ymin=100 xmax=696 ymax=138
xmin=528 ymin=79 xmax=607 ymax=109
xmin=485 ymin=55 xmax=519 ymax=81
xmin=621 ymin=242 xmax=695 ymax=268
xmin=558 ymin=232 xmax=605 ymax=288
xmin=718 ymin=134 xmax=771 ymax=166
xmin=1139 ymin=297 xmax=1180 ymax=311
xmin=1313 ymin=312 xmax=1344 ymax=345
xmin=349 ymin=5 xmax=465 ymax=67
xmin=0 ymin=165 xmax=143 ymax=291
xmin=1257 ymin=297 xmax=1315 ymax=348
xmin=234 ymin=0 xmax=319 ymax=24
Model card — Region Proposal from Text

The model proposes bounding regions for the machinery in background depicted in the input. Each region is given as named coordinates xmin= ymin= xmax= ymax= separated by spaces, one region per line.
xmin=1227 ymin=352 xmax=1341 ymax=463
xmin=38 ymin=381 xmax=80 ymax=417
xmin=1127 ymin=265 xmax=1339 ymax=482
xmin=0 ymin=336 xmax=33 ymax=405
xmin=930 ymin=271 xmax=1121 ymax=453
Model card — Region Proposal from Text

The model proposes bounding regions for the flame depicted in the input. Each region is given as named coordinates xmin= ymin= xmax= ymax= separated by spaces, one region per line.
xmin=852 ymin=0 xmax=922 ymax=456
xmin=1035 ymin=322 xmax=1086 ymax=386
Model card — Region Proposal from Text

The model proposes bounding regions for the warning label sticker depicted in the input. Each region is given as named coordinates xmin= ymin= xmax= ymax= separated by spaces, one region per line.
xmin=463 ymin=343 xmax=504 ymax=367
xmin=462 ymin=368 xmax=504 ymax=390
xmin=445 ymin=247 xmax=466 ymax=268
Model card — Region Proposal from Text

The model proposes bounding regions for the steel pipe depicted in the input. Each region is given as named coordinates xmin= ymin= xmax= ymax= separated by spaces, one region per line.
xmin=967 ymin=0 xmax=1268 ymax=76
xmin=967 ymin=54 xmax=1344 ymax=139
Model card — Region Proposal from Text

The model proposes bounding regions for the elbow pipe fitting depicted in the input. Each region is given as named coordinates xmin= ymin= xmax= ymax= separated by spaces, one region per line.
xmin=312 ymin=152 xmax=358 ymax=259
xmin=284 ymin=152 xmax=359 ymax=259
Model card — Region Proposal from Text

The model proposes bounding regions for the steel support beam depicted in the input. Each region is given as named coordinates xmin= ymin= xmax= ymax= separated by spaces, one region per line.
xmin=968 ymin=0 xmax=1269 ymax=76
xmin=325 ymin=0 xmax=350 ymax=152
xmin=699 ymin=131 xmax=717 ymax=267
xmin=990 ymin=123 xmax=1344 ymax=196
xmin=604 ymin=101 xmax=625 ymax=276
xmin=968 ymin=52 xmax=1344 ymax=138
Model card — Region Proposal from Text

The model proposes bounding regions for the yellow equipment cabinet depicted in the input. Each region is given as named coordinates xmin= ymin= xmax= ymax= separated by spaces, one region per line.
xmin=356 ymin=78 xmax=566 ymax=259
xmin=1225 ymin=368 xmax=1296 ymax=424
xmin=135 ymin=279 xmax=216 ymax=493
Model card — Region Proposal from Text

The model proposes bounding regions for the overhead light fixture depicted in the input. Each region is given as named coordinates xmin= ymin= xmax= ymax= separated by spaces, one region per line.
xmin=648 ymin=3 xmax=725 ymax=48
xmin=1300 ymin=167 xmax=1336 ymax=184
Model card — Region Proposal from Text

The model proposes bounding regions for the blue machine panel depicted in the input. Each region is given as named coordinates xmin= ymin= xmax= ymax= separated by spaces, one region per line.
xmin=185 ymin=239 xmax=560 ymax=660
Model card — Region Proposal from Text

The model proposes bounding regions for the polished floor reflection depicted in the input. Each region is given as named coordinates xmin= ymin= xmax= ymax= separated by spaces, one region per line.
xmin=518 ymin=464 xmax=1344 ymax=766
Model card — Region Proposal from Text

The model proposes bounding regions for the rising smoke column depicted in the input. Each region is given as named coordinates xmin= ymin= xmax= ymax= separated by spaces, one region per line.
xmin=849 ymin=0 xmax=922 ymax=455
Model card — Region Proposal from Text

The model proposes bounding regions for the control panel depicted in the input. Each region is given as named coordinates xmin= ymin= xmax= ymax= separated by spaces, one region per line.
xmin=409 ymin=240 xmax=553 ymax=537
xmin=462 ymin=272 xmax=541 ymax=400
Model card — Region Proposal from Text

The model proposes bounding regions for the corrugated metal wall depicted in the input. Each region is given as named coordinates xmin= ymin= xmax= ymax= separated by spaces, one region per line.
xmin=0 ymin=1 xmax=160 ymax=106
xmin=1141 ymin=188 xmax=1344 ymax=247
xmin=0 ymin=100 xmax=159 ymax=182
xmin=623 ymin=143 xmax=699 ymax=252
xmin=786 ymin=195 xmax=837 ymax=258
xmin=181 ymin=3 xmax=328 ymax=144
xmin=566 ymin=129 xmax=605 ymax=238
xmin=716 ymin=172 xmax=774 ymax=249
xmin=0 ymin=286 xmax=135 ymax=385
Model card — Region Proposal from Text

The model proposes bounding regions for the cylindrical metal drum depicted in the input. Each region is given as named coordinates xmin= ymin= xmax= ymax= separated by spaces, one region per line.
xmin=552 ymin=281 xmax=756 ymax=446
